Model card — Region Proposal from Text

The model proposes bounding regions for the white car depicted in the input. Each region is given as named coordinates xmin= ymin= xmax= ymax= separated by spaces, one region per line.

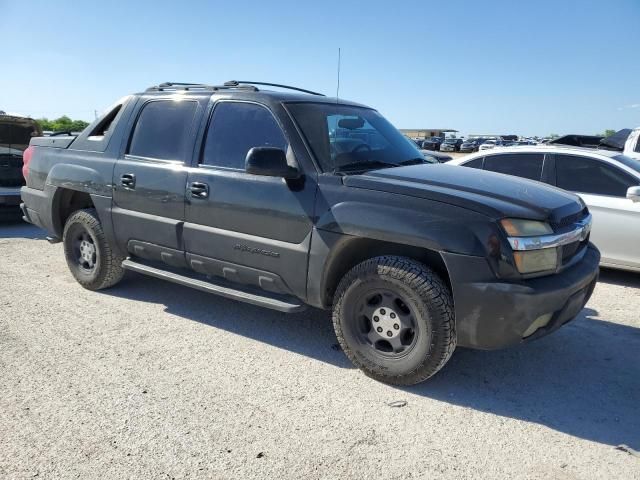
xmin=478 ymin=139 xmax=498 ymax=151
xmin=449 ymin=145 xmax=640 ymax=272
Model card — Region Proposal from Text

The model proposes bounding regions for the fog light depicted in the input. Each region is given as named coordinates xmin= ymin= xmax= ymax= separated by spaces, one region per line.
xmin=523 ymin=313 xmax=553 ymax=338
xmin=513 ymin=248 xmax=557 ymax=274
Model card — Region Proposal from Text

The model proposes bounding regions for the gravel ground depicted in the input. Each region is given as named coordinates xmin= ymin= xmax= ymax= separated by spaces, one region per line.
xmin=1 ymin=221 xmax=639 ymax=479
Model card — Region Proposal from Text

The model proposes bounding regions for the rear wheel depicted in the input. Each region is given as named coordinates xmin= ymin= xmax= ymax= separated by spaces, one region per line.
xmin=62 ymin=208 xmax=125 ymax=290
xmin=332 ymin=256 xmax=456 ymax=385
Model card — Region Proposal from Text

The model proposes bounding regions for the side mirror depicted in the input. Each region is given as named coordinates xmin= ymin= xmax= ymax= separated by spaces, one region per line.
xmin=626 ymin=185 xmax=640 ymax=202
xmin=245 ymin=147 xmax=299 ymax=180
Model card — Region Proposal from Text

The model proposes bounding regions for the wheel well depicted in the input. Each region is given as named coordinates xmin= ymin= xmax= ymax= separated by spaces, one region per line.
xmin=321 ymin=237 xmax=451 ymax=308
xmin=53 ymin=189 xmax=95 ymax=236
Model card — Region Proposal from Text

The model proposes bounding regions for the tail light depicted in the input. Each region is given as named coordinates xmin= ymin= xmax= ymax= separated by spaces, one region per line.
xmin=22 ymin=146 xmax=34 ymax=181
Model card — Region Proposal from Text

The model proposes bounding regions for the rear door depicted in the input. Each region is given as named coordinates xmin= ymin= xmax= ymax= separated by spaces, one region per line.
xmin=182 ymin=100 xmax=316 ymax=299
xmin=552 ymin=154 xmax=640 ymax=270
xmin=111 ymin=96 xmax=205 ymax=267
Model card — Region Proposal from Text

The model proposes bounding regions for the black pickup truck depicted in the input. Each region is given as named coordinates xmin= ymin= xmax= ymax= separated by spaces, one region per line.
xmin=21 ymin=81 xmax=599 ymax=385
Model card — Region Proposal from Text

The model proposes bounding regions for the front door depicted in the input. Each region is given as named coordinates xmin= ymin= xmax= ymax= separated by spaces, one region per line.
xmin=183 ymin=100 xmax=316 ymax=299
xmin=112 ymin=96 xmax=204 ymax=266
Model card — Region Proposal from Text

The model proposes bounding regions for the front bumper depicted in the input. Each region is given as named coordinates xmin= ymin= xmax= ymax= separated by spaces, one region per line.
xmin=442 ymin=244 xmax=600 ymax=349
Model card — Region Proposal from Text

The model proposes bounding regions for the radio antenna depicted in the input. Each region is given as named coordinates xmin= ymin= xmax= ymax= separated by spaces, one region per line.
xmin=336 ymin=47 xmax=341 ymax=103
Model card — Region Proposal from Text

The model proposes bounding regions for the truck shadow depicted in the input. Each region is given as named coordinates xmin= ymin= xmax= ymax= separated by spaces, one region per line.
xmin=407 ymin=307 xmax=640 ymax=449
xmin=105 ymin=272 xmax=353 ymax=369
xmin=0 ymin=219 xmax=46 ymax=239
xmin=105 ymin=273 xmax=639 ymax=450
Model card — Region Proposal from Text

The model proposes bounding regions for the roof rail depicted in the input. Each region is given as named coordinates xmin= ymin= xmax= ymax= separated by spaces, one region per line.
xmin=145 ymin=82 xmax=259 ymax=92
xmin=223 ymin=80 xmax=325 ymax=96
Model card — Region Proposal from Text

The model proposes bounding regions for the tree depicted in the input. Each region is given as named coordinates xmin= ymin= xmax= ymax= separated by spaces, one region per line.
xmin=36 ymin=116 xmax=90 ymax=133
xmin=602 ymin=129 xmax=617 ymax=138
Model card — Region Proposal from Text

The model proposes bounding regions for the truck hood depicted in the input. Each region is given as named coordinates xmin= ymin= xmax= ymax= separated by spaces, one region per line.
xmin=342 ymin=163 xmax=584 ymax=222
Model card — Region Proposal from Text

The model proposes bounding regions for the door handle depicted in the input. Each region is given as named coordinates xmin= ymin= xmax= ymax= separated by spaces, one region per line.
xmin=189 ymin=181 xmax=209 ymax=199
xmin=120 ymin=173 xmax=136 ymax=189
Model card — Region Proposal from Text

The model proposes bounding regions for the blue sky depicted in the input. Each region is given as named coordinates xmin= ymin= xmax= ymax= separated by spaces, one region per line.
xmin=1 ymin=0 xmax=639 ymax=136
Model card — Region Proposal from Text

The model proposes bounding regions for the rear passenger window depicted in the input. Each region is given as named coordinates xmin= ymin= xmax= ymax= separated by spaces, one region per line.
xmin=201 ymin=102 xmax=288 ymax=170
xmin=88 ymin=104 xmax=122 ymax=139
xmin=464 ymin=157 xmax=483 ymax=169
xmin=128 ymin=100 xmax=197 ymax=161
xmin=483 ymin=153 xmax=544 ymax=181
xmin=555 ymin=155 xmax=636 ymax=197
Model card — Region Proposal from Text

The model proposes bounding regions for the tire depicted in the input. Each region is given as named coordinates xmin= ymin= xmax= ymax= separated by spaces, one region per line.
xmin=62 ymin=208 xmax=125 ymax=290
xmin=332 ymin=256 xmax=456 ymax=385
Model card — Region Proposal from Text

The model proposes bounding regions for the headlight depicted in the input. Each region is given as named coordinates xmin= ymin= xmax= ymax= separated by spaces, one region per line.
xmin=513 ymin=249 xmax=558 ymax=274
xmin=501 ymin=219 xmax=556 ymax=274
xmin=500 ymin=218 xmax=553 ymax=237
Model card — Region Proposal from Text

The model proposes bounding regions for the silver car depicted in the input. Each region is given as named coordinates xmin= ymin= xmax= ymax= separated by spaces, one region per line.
xmin=449 ymin=145 xmax=640 ymax=272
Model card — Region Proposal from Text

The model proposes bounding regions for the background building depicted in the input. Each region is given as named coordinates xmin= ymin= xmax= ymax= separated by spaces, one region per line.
xmin=399 ymin=128 xmax=458 ymax=139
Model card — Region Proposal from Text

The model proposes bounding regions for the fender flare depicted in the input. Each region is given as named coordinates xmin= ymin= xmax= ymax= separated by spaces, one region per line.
xmin=315 ymin=201 xmax=488 ymax=254
xmin=306 ymin=201 xmax=498 ymax=308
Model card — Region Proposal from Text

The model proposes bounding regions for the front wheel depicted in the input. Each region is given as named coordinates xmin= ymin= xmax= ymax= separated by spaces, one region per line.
xmin=62 ymin=208 xmax=125 ymax=290
xmin=332 ymin=256 xmax=456 ymax=385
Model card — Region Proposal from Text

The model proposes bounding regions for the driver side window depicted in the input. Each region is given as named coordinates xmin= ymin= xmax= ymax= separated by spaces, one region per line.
xmin=202 ymin=102 xmax=288 ymax=170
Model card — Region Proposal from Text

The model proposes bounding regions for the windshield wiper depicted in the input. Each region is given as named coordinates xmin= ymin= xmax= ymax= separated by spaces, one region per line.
xmin=333 ymin=160 xmax=398 ymax=173
xmin=397 ymin=157 xmax=431 ymax=166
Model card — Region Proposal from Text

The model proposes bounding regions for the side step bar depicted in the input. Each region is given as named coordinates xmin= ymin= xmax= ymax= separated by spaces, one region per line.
xmin=121 ymin=259 xmax=306 ymax=313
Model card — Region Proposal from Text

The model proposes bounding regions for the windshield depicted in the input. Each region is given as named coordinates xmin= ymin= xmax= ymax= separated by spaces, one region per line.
xmin=286 ymin=103 xmax=424 ymax=172
xmin=614 ymin=154 xmax=640 ymax=174
xmin=444 ymin=138 xmax=458 ymax=143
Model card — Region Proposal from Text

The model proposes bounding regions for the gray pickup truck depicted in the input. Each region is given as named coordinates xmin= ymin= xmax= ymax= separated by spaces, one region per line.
xmin=21 ymin=81 xmax=599 ymax=385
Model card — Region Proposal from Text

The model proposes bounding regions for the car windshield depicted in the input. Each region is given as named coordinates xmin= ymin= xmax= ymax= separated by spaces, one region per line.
xmin=286 ymin=103 xmax=425 ymax=172
xmin=444 ymin=138 xmax=457 ymax=143
xmin=613 ymin=154 xmax=640 ymax=175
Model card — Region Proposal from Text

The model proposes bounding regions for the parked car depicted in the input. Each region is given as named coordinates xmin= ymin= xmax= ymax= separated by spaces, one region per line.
xmin=440 ymin=138 xmax=463 ymax=152
xmin=459 ymin=138 xmax=485 ymax=153
xmin=624 ymin=127 xmax=640 ymax=160
xmin=421 ymin=136 xmax=444 ymax=151
xmin=449 ymin=145 xmax=640 ymax=271
xmin=478 ymin=139 xmax=499 ymax=151
xmin=599 ymin=127 xmax=640 ymax=161
xmin=0 ymin=113 xmax=41 ymax=219
xmin=410 ymin=138 xmax=424 ymax=148
xmin=549 ymin=134 xmax=604 ymax=148
xmin=21 ymin=81 xmax=599 ymax=385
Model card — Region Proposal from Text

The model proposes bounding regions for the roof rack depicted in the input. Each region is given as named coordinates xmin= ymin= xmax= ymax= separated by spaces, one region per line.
xmin=223 ymin=80 xmax=325 ymax=96
xmin=145 ymin=82 xmax=259 ymax=92
xmin=145 ymin=81 xmax=325 ymax=96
